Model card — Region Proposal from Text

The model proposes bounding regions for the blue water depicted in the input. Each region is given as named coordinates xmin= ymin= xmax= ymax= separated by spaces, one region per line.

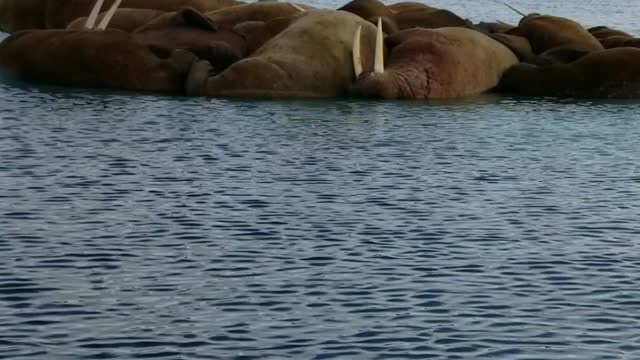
xmin=3 ymin=1 xmax=640 ymax=359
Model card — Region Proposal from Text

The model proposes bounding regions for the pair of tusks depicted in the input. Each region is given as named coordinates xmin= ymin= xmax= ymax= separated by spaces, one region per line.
xmin=352 ymin=17 xmax=384 ymax=78
xmin=85 ymin=0 xmax=122 ymax=30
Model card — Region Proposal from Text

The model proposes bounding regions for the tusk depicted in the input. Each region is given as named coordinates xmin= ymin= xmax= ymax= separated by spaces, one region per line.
xmin=96 ymin=0 xmax=122 ymax=30
xmin=289 ymin=3 xmax=306 ymax=12
xmin=374 ymin=17 xmax=384 ymax=74
xmin=503 ymin=3 xmax=526 ymax=16
xmin=352 ymin=25 xmax=363 ymax=78
xmin=497 ymin=20 xmax=510 ymax=25
xmin=85 ymin=0 xmax=105 ymax=29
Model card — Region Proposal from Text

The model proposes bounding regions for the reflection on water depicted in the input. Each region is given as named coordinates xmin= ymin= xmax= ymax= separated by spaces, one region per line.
xmin=2 ymin=81 xmax=640 ymax=359
xmin=3 ymin=1 xmax=640 ymax=358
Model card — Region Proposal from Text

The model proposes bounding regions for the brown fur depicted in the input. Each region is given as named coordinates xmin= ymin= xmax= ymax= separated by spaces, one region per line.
xmin=497 ymin=47 xmax=640 ymax=98
xmin=351 ymin=27 xmax=518 ymax=99
xmin=0 ymin=29 xmax=196 ymax=92
xmin=0 ymin=0 xmax=242 ymax=32
xmin=186 ymin=10 xmax=378 ymax=97
xmin=66 ymin=8 xmax=167 ymax=32
xmin=509 ymin=14 xmax=603 ymax=54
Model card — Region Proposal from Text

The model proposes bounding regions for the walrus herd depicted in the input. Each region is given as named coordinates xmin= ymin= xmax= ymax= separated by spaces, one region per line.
xmin=1 ymin=0 xmax=639 ymax=99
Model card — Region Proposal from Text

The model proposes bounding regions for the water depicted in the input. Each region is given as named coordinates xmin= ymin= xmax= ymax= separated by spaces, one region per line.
xmin=2 ymin=1 xmax=640 ymax=359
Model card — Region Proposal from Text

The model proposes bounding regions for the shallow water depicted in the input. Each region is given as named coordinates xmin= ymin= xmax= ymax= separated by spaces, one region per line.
xmin=2 ymin=1 xmax=640 ymax=359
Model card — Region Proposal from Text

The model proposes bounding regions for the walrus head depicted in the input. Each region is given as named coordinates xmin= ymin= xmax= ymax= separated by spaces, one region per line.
xmin=84 ymin=0 xmax=122 ymax=30
xmin=350 ymin=18 xmax=404 ymax=99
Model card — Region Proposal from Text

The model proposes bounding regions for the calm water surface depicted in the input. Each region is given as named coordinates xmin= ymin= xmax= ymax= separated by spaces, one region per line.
xmin=2 ymin=1 xmax=640 ymax=359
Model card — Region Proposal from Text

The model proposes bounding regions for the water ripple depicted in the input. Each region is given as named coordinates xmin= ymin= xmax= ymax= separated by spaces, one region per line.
xmin=3 ymin=7 xmax=640 ymax=357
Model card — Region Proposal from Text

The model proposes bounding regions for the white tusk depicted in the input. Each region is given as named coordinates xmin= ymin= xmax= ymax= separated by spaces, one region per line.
xmin=289 ymin=3 xmax=306 ymax=12
xmin=96 ymin=0 xmax=122 ymax=30
xmin=503 ymin=3 xmax=526 ymax=16
xmin=374 ymin=17 xmax=384 ymax=74
xmin=352 ymin=25 xmax=363 ymax=78
xmin=85 ymin=0 xmax=105 ymax=29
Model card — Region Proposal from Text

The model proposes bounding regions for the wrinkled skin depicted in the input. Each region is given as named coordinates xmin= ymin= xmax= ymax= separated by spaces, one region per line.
xmin=0 ymin=29 xmax=197 ymax=93
xmin=186 ymin=10 xmax=379 ymax=97
xmin=0 ymin=0 xmax=241 ymax=32
xmin=497 ymin=47 xmax=640 ymax=98
xmin=67 ymin=8 xmax=167 ymax=32
xmin=507 ymin=14 xmax=603 ymax=54
xmin=351 ymin=27 xmax=518 ymax=99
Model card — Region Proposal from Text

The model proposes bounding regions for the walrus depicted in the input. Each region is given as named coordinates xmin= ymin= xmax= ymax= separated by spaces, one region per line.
xmin=186 ymin=10 xmax=379 ymax=97
xmin=497 ymin=47 xmax=640 ymax=98
xmin=0 ymin=0 xmax=197 ymax=93
xmin=350 ymin=24 xmax=518 ymax=99
xmin=508 ymin=14 xmax=603 ymax=54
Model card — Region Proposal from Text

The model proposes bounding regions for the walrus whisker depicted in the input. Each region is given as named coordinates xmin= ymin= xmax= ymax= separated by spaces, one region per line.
xmin=96 ymin=0 xmax=122 ymax=30
xmin=289 ymin=3 xmax=306 ymax=12
xmin=352 ymin=25 xmax=363 ymax=78
xmin=374 ymin=17 xmax=384 ymax=74
xmin=85 ymin=0 xmax=105 ymax=29
xmin=503 ymin=3 xmax=526 ymax=17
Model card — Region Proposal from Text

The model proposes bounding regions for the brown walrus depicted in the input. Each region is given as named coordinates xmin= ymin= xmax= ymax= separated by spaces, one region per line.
xmin=186 ymin=10 xmax=379 ymax=97
xmin=497 ymin=47 xmax=640 ymax=98
xmin=508 ymin=14 xmax=603 ymax=54
xmin=350 ymin=25 xmax=518 ymax=99
xmin=0 ymin=1 xmax=197 ymax=93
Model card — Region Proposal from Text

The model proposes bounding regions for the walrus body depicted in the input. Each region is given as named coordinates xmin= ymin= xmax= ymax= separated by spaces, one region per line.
xmin=510 ymin=14 xmax=603 ymax=54
xmin=351 ymin=27 xmax=518 ymax=99
xmin=497 ymin=47 xmax=640 ymax=98
xmin=0 ymin=29 xmax=195 ymax=93
xmin=186 ymin=10 xmax=378 ymax=97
